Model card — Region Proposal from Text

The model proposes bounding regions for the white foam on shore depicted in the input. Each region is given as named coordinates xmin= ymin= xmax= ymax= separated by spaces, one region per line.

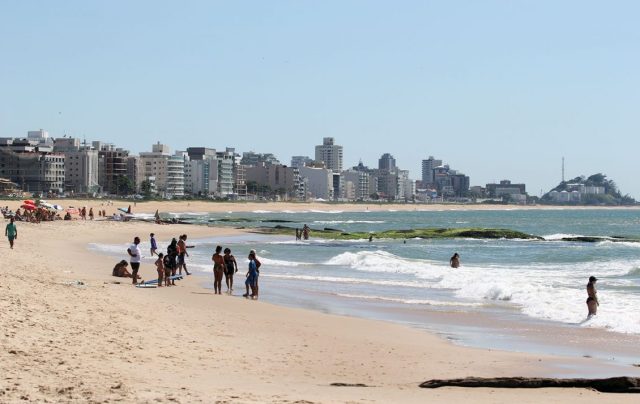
xmin=333 ymin=293 xmax=484 ymax=307
xmin=264 ymin=273 xmax=427 ymax=289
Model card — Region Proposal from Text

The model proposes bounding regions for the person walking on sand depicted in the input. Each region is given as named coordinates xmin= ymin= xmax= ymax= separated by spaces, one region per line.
xmin=212 ymin=245 xmax=225 ymax=294
xmin=244 ymin=250 xmax=259 ymax=299
xmin=127 ymin=236 xmax=142 ymax=285
xmin=449 ymin=252 xmax=460 ymax=268
xmin=302 ymin=224 xmax=310 ymax=240
xmin=586 ymin=276 xmax=599 ymax=317
xmin=177 ymin=234 xmax=191 ymax=275
xmin=150 ymin=233 xmax=158 ymax=256
xmin=223 ymin=248 xmax=238 ymax=293
xmin=5 ymin=217 xmax=17 ymax=249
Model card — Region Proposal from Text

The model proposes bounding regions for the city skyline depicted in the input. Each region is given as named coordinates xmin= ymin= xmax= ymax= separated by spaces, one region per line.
xmin=1 ymin=1 xmax=639 ymax=198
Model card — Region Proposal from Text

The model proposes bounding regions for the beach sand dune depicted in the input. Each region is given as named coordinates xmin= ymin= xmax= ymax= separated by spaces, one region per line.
xmin=1 ymin=210 xmax=638 ymax=402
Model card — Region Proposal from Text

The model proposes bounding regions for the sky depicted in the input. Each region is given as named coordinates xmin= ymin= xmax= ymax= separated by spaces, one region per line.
xmin=1 ymin=1 xmax=639 ymax=198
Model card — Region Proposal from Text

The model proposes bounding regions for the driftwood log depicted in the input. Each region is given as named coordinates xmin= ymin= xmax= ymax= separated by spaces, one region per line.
xmin=419 ymin=377 xmax=640 ymax=393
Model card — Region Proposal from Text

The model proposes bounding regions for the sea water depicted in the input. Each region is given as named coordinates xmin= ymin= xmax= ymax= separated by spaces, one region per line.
xmin=90 ymin=208 xmax=640 ymax=360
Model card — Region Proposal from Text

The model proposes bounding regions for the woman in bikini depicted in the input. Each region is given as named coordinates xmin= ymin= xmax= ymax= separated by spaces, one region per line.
xmin=212 ymin=245 xmax=225 ymax=294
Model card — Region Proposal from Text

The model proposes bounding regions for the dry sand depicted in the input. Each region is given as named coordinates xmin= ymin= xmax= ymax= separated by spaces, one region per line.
xmin=1 ymin=202 xmax=639 ymax=402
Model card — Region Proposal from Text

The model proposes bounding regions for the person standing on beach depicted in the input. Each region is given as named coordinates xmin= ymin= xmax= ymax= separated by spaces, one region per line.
xmin=177 ymin=234 xmax=191 ymax=276
xmin=586 ymin=276 xmax=599 ymax=317
xmin=150 ymin=233 xmax=158 ymax=256
xmin=166 ymin=238 xmax=178 ymax=285
xmin=244 ymin=250 xmax=259 ymax=299
xmin=249 ymin=249 xmax=261 ymax=299
xmin=212 ymin=245 xmax=224 ymax=294
xmin=223 ymin=248 xmax=238 ymax=293
xmin=449 ymin=253 xmax=460 ymax=268
xmin=302 ymin=224 xmax=310 ymax=240
xmin=127 ymin=236 xmax=142 ymax=285
xmin=5 ymin=217 xmax=17 ymax=249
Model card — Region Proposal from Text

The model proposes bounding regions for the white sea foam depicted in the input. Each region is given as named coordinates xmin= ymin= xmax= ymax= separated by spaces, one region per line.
xmin=252 ymin=210 xmax=273 ymax=214
xmin=542 ymin=233 xmax=584 ymax=240
xmin=309 ymin=209 xmax=344 ymax=214
xmin=264 ymin=273 xmax=427 ymax=289
xmin=333 ymin=293 xmax=483 ymax=307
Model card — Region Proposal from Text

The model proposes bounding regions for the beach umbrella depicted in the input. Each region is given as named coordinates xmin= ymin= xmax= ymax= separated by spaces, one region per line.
xmin=23 ymin=200 xmax=35 ymax=205
xmin=118 ymin=207 xmax=128 ymax=213
xmin=40 ymin=202 xmax=54 ymax=209
xmin=52 ymin=204 xmax=64 ymax=211
xmin=21 ymin=204 xmax=36 ymax=211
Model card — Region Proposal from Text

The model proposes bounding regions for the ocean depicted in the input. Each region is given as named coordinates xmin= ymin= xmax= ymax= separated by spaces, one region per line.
xmin=90 ymin=207 xmax=640 ymax=368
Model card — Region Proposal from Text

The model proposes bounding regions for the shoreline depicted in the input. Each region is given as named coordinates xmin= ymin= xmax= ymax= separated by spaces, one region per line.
xmin=3 ymin=212 xmax=640 ymax=402
xmin=91 ymin=231 xmax=640 ymax=377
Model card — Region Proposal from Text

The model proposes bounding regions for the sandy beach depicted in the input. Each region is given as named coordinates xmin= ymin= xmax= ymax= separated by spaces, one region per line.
xmin=2 ymin=201 xmax=639 ymax=402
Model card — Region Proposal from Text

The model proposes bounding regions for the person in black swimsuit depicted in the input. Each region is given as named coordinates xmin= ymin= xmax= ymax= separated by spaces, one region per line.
xmin=223 ymin=248 xmax=238 ymax=293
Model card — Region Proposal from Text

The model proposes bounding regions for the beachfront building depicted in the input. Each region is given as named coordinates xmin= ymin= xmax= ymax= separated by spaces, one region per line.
xmin=421 ymin=156 xmax=442 ymax=187
xmin=342 ymin=168 xmax=371 ymax=201
xmin=0 ymin=137 xmax=66 ymax=194
xmin=298 ymin=165 xmax=333 ymax=200
xmin=245 ymin=163 xmax=299 ymax=200
xmin=53 ymin=137 xmax=100 ymax=194
xmin=186 ymin=147 xmax=218 ymax=196
xmin=315 ymin=137 xmax=343 ymax=173
xmin=139 ymin=142 xmax=185 ymax=198
xmin=486 ymin=180 xmax=526 ymax=199
xmin=93 ymin=141 xmax=129 ymax=195
xmin=378 ymin=153 xmax=396 ymax=172
xmin=216 ymin=148 xmax=236 ymax=198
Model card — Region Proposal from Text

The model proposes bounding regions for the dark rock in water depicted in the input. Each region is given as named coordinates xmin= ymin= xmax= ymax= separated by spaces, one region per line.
xmin=419 ymin=376 xmax=640 ymax=393
xmin=261 ymin=219 xmax=295 ymax=223
xmin=559 ymin=236 xmax=640 ymax=243
xmin=323 ymin=227 xmax=342 ymax=232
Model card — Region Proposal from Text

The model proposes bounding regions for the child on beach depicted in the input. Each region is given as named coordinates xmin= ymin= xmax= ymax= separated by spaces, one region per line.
xmin=244 ymin=250 xmax=259 ymax=299
xmin=155 ymin=253 xmax=165 ymax=287
xmin=150 ymin=233 xmax=158 ymax=256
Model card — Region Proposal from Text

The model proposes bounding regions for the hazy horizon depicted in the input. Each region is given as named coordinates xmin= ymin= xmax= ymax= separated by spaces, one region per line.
xmin=1 ymin=1 xmax=638 ymax=198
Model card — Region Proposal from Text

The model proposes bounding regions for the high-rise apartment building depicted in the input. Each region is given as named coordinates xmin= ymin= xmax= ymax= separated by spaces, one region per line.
xmin=139 ymin=142 xmax=185 ymax=198
xmin=314 ymin=137 xmax=343 ymax=173
xmin=421 ymin=156 xmax=442 ymax=186
xmin=54 ymin=137 xmax=99 ymax=194
xmin=93 ymin=141 xmax=129 ymax=195
xmin=378 ymin=153 xmax=396 ymax=172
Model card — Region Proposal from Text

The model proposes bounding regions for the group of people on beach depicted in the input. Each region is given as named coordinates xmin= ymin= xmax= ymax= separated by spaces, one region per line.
xmin=116 ymin=233 xmax=261 ymax=299
xmin=211 ymin=245 xmax=261 ymax=299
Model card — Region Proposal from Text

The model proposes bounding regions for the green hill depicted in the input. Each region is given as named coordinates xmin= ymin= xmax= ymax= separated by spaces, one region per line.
xmin=542 ymin=173 xmax=636 ymax=205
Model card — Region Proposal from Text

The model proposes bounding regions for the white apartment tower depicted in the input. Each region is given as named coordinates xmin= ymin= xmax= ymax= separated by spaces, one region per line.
xmin=139 ymin=142 xmax=185 ymax=198
xmin=315 ymin=137 xmax=343 ymax=173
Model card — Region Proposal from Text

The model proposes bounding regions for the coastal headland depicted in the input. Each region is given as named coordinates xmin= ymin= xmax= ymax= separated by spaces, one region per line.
xmin=2 ymin=200 xmax=640 ymax=402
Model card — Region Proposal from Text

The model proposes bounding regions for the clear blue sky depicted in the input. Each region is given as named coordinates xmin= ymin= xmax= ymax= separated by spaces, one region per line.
xmin=1 ymin=1 xmax=638 ymax=198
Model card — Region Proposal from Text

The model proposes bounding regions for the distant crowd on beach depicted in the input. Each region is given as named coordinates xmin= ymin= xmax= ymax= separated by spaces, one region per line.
xmin=113 ymin=233 xmax=262 ymax=299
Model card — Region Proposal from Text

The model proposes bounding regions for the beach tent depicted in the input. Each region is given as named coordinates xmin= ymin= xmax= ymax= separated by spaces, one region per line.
xmin=52 ymin=204 xmax=64 ymax=211
xmin=66 ymin=207 xmax=79 ymax=215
